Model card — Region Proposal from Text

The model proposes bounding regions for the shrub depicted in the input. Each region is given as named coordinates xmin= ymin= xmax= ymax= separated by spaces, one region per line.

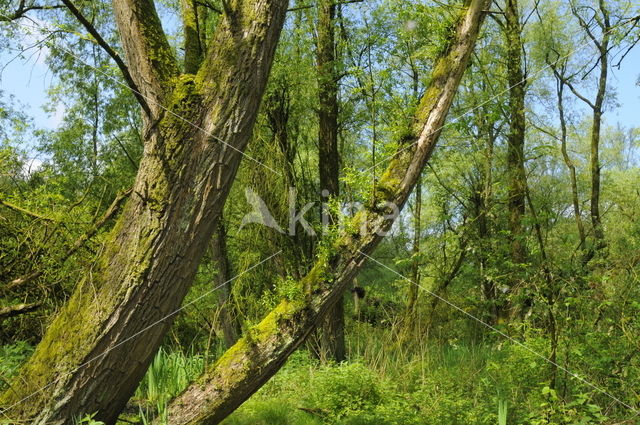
xmin=305 ymin=362 xmax=383 ymax=421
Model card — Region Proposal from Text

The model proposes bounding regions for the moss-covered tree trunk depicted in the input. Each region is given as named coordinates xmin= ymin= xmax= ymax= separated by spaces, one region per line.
xmin=505 ymin=0 xmax=527 ymax=266
xmin=587 ymin=0 xmax=610 ymax=253
xmin=561 ymin=0 xmax=610 ymax=261
xmin=0 ymin=1 xmax=289 ymax=424
xmin=162 ymin=1 xmax=490 ymax=423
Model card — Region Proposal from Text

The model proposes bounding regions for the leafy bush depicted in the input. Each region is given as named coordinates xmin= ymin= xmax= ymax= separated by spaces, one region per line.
xmin=527 ymin=387 xmax=608 ymax=425
xmin=305 ymin=362 xmax=383 ymax=421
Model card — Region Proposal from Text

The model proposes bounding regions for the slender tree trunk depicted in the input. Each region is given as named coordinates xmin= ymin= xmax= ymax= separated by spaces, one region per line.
xmin=555 ymin=73 xmax=587 ymax=250
xmin=505 ymin=0 xmax=527 ymax=266
xmin=562 ymin=0 xmax=611 ymax=258
xmin=210 ymin=219 xmax=240 ymax=349
xmin=317 ymin=0 xmax=345 ymax=363
xmin=0 ymin=2 xmax=289 ymax=424
xmin=589 ymin=1 xmax=610 ymax=251
xmin=426 ymin=237 xmax=467 ymax=331
xmin=162 ymin=2 xmax=490 ymax=423
xmin=405 ymin=58 xmax=422 ymax=325
xmin=406 ymin=173 xmax=421 ymax=317
xmin=182 ymin=0 xmax=204 ymax=74
xmin=477 ymin=108 xmax=498 ymax=322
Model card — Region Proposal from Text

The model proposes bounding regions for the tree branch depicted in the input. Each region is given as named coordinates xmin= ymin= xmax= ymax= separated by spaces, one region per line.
xmin=194 ymin=0 xmax=221 ymax=14
xmin=0 ymin=303 xmax=41 ymax=321
xmin=112 ymin=0 xmax=180 ymax=112
xmin=61 ymin=0 xmax=151 ymax=116
xmin=0 ymin=199 xmax=54 ymax=221
xmin=287 ymin=0 xmax=363 ymax=13
xmin=0 ymin=2 xmax=64 ymax=22
xmin=553 ymin=68 xmax=596 ymax=110
xmin=1 ymin=188 xmax=132 ymax=294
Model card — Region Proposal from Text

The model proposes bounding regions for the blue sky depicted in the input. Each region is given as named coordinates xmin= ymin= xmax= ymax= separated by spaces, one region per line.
xmin=609 ymin=46 xmax=640 ymax=129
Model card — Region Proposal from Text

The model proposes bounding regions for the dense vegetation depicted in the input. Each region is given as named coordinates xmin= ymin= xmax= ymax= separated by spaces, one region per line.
xmin=0 ymin=0 xmax=639 ymax=423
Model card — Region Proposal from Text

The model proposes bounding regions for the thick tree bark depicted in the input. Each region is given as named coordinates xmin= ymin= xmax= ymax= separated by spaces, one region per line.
xmin=182 ymin=0 xmax=204 ymax=74
xmin=162 ymin=1 xmax=490 ymax=423
xmin=316 ymin=0 xmax=345 ymax=363
xmin=504 ymin=0 xmax=527 ymax=266
xmin=0 ymin=1 xmax=289 ymax=424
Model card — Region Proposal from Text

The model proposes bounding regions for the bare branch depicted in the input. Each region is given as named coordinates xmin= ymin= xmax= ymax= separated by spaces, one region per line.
xmin=194 ymin=0 xmax=222 ymax=14
xmin=0 ymin=302 xmax=41 ymax=321
xmin=0 ymin=2 xmax=64 ymax=22
xmin=287 ymin=0 xmax=364 ymax=13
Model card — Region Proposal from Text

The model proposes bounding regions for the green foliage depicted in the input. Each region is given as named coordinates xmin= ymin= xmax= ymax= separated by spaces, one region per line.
xmin=212 ymin=339 xmax=610 ymax=425
xmin=75 ymin=412 xmax=105 ymax=425
xmin=222 ymin=400 xmax=323 ymax=425
xmin=527 ymin=387 xmax=607 ymax=425
xmin=305 ymin=362 xmax=383 ymax=420
xmin=134 ymin=348 xmax=204 ymax=421
xmin=497 ymin=398 xmax=507 ymax=425
xmin=0 ymin=342 xmax=33 ymax=391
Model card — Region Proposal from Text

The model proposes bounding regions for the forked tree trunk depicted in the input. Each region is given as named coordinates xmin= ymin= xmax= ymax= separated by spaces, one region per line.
xmin=553 ymin=69 xmax=587 ymax=251
xmin=0 ymin=1 xmax=289 ymax=424
xmin=562 ymin=0 xmax=611 ymax=259
xmin=162 ymin=1 xmax=490 ymax=423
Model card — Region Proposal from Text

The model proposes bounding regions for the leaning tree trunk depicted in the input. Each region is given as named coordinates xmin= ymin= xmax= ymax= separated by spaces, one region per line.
xmin=162 ymin=1 xmax=490 ymax=423
xmin=0 ymin=1 xmax=289 ymax=424
xmin=553 ymin=71 xmax=587 ymax=251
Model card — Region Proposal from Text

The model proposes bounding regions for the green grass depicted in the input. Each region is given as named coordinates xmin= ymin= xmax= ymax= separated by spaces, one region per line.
xmin=113 ymin=318 xmax=624 ymax=425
